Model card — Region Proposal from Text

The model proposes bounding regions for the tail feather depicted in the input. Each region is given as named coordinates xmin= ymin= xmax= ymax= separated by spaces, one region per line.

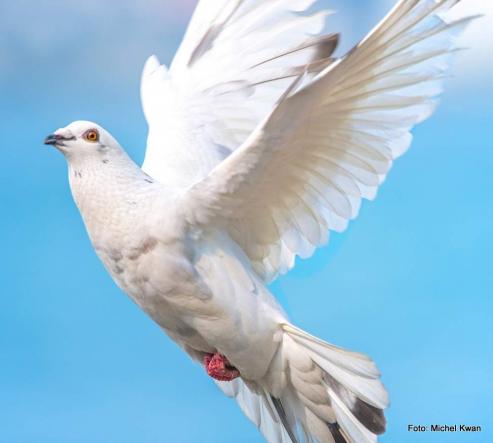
xmin=328 ymin=423 xmax=349 ymax=443
xmin=270 ymin=395 xmax=300 ymax=443
xmin=325 ymin=374 xmax=386 ymax=435
xmin=284 ymin=324 xmax=381 ymax=379
xmin=328 ymin=388 xmax=379 ymax=443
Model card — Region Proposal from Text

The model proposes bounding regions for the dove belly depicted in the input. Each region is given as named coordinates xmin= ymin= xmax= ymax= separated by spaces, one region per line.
xmin=189 ymin=230 xmax=288 ymax=380
xmin=101 ymin=231 xmax=286 ymax=381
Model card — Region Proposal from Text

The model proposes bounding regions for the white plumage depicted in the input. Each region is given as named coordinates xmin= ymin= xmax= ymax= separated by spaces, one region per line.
xmin=46 ymin=1 xmax=475 ymax=442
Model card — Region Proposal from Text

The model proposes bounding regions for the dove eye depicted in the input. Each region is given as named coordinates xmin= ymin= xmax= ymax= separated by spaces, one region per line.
xmin=84 ymin=129 xmax=99 ymax=143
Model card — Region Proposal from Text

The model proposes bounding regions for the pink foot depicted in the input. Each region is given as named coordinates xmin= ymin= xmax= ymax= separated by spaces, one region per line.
xmin=203 ymin=353 xmax=240 ymax=382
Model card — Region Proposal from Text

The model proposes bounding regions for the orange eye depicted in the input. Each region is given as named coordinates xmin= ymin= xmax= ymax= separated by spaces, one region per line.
xmin=84 ymin=129 xmax=99 ymax=142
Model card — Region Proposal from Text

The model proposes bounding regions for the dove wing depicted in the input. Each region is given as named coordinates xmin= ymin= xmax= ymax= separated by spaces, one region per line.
xmin=140 ymin=0 xmax=338 ymax=188
xmin=183 ymin=0 xmax=475 ymax=282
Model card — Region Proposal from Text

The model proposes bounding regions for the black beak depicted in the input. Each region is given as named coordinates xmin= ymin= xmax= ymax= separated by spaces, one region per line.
xmin=44 ymin=134 xmax=62 ymax=146
xmin=44 ymin=134 xmax=74 ymax=146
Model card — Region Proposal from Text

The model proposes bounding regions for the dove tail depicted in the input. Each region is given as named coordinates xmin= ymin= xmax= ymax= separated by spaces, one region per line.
xmin=216 ymin=323 xmax=388 ymax=442
xmin=216 ymin=323 xmax=389 ymax=442
xmin=277 ymin=323 xmax=388 ymax=443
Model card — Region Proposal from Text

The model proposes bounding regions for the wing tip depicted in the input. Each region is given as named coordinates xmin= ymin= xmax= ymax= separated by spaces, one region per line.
xmin=142 ymin=54 xmax=162 ymax=77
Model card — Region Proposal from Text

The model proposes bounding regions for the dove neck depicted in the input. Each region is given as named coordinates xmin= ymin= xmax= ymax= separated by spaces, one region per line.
xmin=67 ymin=149 xmax=158 ymax=235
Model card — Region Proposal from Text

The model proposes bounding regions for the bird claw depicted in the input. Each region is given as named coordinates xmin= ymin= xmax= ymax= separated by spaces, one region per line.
xmin=204 ymin=353 xmax=240 ymax=382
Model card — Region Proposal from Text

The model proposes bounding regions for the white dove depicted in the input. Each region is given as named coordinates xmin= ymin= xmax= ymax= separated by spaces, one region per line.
xmin=45 ymin=1 xmax=474 ymax=442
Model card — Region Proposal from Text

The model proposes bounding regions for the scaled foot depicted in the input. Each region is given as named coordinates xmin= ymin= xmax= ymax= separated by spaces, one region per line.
xmin=203 ymin=353 xmax=240 ymax=382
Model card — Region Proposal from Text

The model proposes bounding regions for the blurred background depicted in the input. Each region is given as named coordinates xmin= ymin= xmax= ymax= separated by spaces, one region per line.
xmin=0 ymin=1 xmax=491 ymax=442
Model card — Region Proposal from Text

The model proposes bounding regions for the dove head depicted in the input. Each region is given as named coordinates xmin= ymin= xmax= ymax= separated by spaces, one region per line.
xmin=44 ymin=120 xmax=123 ymax=161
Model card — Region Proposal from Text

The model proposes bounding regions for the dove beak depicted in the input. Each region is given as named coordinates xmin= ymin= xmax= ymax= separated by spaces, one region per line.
xmin=44 ymin=133 xmax=75 ymax=147
xmin=44 ymin=134 xmax=62 ymax=146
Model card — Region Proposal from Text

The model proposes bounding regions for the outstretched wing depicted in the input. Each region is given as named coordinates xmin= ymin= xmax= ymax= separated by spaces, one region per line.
xmin=183 ymin=0 xmax=476 ymax=283
xmin=141 ymin=0 xmax=338 ymax=188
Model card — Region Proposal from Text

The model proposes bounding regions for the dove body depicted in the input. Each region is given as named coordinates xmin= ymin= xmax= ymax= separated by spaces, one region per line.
xmin=46 ymin=0 xmax=473 ymax=439
xmin=53 ymin=121 xmax=284 ymax=381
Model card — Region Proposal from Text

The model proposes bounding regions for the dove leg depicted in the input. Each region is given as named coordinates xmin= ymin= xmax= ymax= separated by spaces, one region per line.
xmin=203 ymin=353 xmax=240 ymax=381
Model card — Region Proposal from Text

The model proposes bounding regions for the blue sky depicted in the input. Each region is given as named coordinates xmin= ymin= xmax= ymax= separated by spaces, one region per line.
xmin=0 ymin=1 xmax=491 ymax=442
